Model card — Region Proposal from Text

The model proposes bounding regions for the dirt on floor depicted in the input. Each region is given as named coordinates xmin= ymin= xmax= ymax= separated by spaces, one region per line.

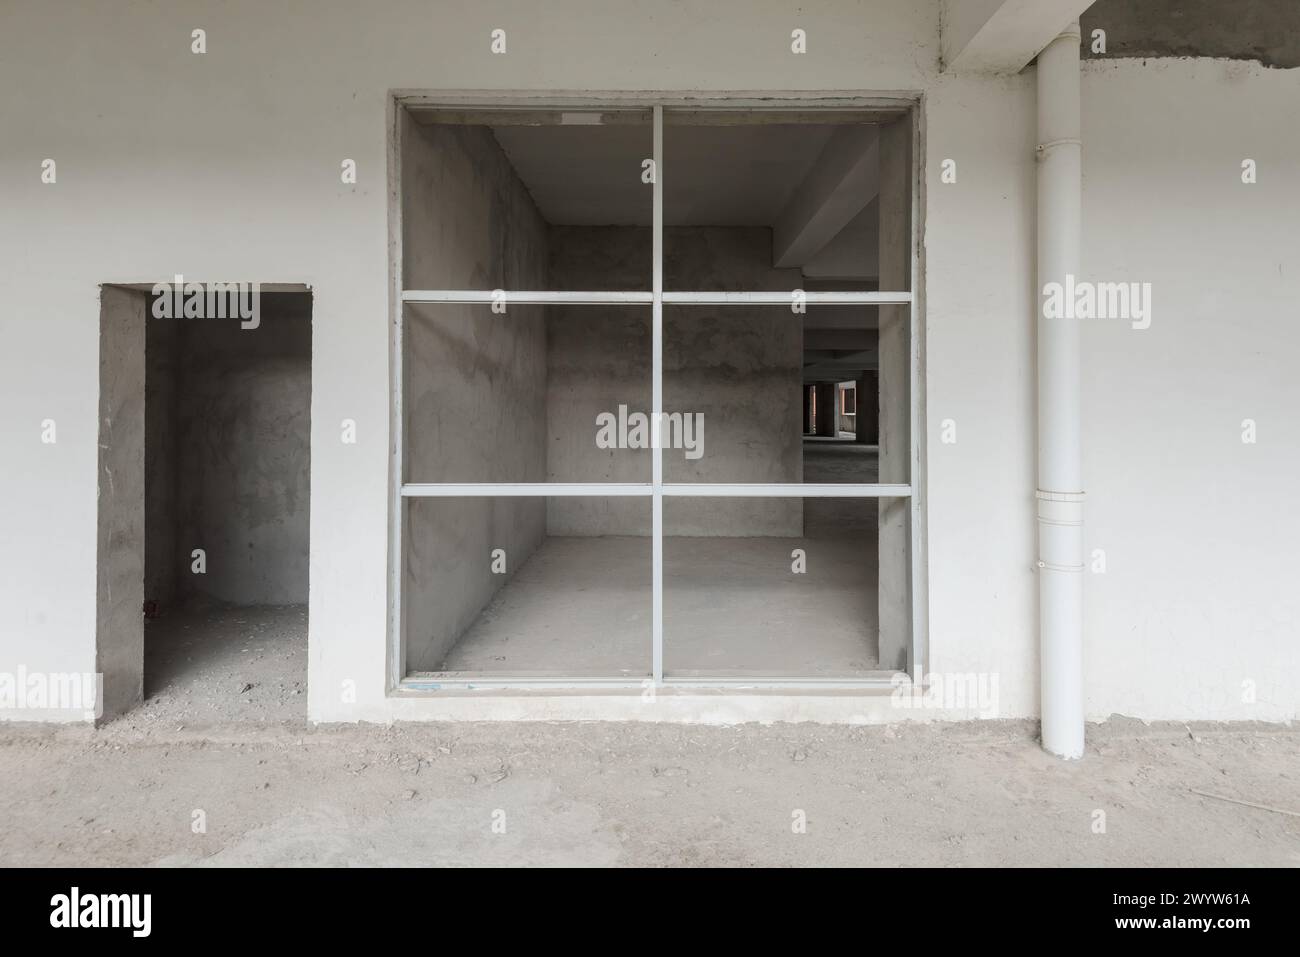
xmin=1 ymin=717 xmax=1297 ymax=867
xmin=143 ymin=602 xmax=308 ymax=724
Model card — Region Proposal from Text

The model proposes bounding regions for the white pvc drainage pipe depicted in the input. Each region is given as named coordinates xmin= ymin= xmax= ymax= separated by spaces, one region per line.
xmin=1036 ymin=23 xmax=1085 ymax=759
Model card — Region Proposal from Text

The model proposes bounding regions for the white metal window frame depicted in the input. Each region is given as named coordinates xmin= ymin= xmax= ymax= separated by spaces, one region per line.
xmin=387 ymin=92 xmax=927 ymax=693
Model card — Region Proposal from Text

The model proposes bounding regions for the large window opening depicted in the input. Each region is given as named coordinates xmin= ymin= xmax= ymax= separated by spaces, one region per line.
xmin=394 ymin=99 xmax=919 ymax=687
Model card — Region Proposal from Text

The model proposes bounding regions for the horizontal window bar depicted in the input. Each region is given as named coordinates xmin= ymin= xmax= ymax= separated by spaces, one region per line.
xmin=401 ymin=290 xmax=912 ymax=306
xmin=401 ymin=483 xmax=910 ymax=498
xmin=662 ymin=483 xmax=911 ymax=498
xmin=402 ymin=483 xmax=653 ymax=497
xmin=403 ymin=290 xmax=652 ymax=304
xmin=400 ymin=676 xmax=650 ymax=691
xmin=663 ymin=291 xmax=911 ymax=305
xmin=655 ymin=675 xmax=902 ymax=690
xmin=398 ymin=675 xmax=903 ymax=692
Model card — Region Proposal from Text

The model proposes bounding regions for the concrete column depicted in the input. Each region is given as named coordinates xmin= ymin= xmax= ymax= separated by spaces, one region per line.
xmin=814 ymin=382 xmax=836 ymax=437
xmin=855 ymin=372 xmax=879 ymax=444
xmin=877 ymin=116 xmax=912 ymax=673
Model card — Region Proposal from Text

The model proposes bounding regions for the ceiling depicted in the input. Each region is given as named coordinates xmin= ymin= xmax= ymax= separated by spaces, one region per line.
xmin=492 ymin=123 xmax=839 ymax=228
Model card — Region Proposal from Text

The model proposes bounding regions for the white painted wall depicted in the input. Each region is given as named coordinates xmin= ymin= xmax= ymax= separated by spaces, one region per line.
xmin=1079 ymin=58 xmax=1300 ymax=722
xmin=1 ymin=1 xmax=1294 ymax=725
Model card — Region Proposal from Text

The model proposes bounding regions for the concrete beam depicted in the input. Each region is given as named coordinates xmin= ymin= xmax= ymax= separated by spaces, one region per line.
xmin=801 ymin=199 xmax=879 ymax=281
xmin=773 ymin=126 xmax=878 ymax=268
xmin=803 ymin=349 xmax=878 ymax=378
xmin=942 ymin=0 xmax=1097 ymax=73
xmin=803 ymin=329 xmax=874 ymax=351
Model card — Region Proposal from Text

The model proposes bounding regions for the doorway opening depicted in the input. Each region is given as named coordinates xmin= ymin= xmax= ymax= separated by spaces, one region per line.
xmin=95 ymin=284 xmax=312 ymax=721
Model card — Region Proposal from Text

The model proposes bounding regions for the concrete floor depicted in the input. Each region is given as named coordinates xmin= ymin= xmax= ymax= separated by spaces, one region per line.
xmin=435 ymin=533 xmax=878 ymax=676
xmin=144 ymin=603 xmax=307 ymax=724
xmin=432 ymin=439 xmax=884 ymax=677
xmin=19 ymin=559 xmax=1289 ymax=868
xmin=3 ymin=718 xmax=1296 ymax=866
xmin=802 ymin=438 xmax=878 ymax=537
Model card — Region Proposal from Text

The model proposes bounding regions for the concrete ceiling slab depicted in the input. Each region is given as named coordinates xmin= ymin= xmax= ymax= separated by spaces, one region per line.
xmin=491 ymin=122 xmax=845 ymax=228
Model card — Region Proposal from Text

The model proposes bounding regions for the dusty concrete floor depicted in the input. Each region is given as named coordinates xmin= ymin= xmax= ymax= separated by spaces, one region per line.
xmin=430 ymin=439 xmax=883 ymax=676
xmin=435 ymin=533 xmax=877 ymax=676
xmin=144 ymin=603 xmax=308 ymax=723
xmin=1 ymin=718 xmax=1297 ymax=867
xmin=4 ymin=607 xmax=1296 ymax=866
xmin=802 ymin=439 xmax=878 ymax=537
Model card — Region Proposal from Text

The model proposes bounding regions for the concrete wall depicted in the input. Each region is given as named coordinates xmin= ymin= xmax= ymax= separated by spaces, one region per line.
xmin=145 ymin=296 xmax=312 ymax=607
xmin=144 ymin=311 xmax=181 ymax=605
xmin=95 ymin=287 xmax=148 ymax=720
xmin=547 ymin=226 xmax=803 ymax=536
xmin=1078 ymin=57 xmax=1300 ymax=720
xmin=401 ymin=118 xmax=549 ymax=670
xmin=2 ymin=0 xmax=1297 ymax=725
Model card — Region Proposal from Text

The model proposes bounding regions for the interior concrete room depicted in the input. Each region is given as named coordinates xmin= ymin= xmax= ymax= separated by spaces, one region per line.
xmin=142 ymin=291 xmax=312 ymax=720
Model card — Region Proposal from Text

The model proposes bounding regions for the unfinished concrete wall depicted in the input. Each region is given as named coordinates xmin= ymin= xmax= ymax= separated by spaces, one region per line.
xmin=145 ymin=296 xmax=312 ymax=607
xmin=96 ymin=286 xmax=147 ymax=719
xmin=876 ymin=115 xmax=913 ymax=673
xmin=144 ymin=314 xmax=181 ymax=605
xmin=402 ymin=117 xmax=549 ymax=670
xmin=547 ymin=226 xmax=803 ymax=536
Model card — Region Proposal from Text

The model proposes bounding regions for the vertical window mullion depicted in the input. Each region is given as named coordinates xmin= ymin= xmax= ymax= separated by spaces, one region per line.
xmin=651 ymin=105 xmax=664 ymax=685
